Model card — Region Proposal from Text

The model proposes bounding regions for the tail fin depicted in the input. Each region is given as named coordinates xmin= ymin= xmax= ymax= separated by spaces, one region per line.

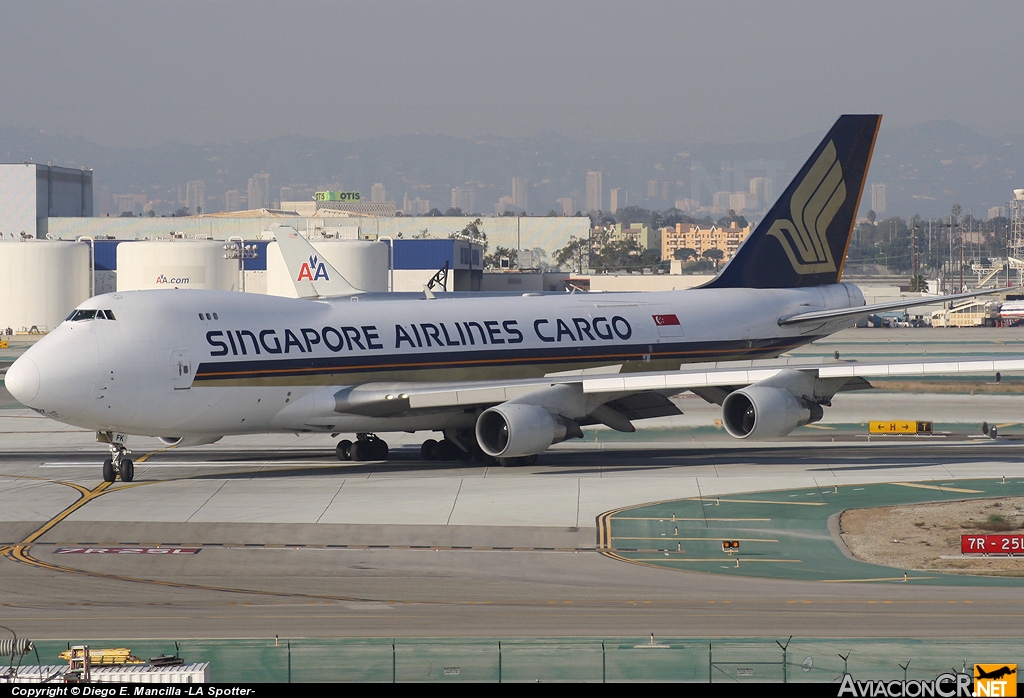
xmin=703 ymin=114 xmax=881 ymax=289
xmin=273 ymin=226 xmax=363 ymax=298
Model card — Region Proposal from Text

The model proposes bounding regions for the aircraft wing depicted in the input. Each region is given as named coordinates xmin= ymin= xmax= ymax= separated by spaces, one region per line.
xmin=779 ymin=287 xmax=1017 ymax=326
xmin=580 ymin=356 xmax=1024 ymax=392
xmin=288 ymin=351 xmax=1024 ymax=457
xmin=325 ymin=355 xmax=1024 ymax=422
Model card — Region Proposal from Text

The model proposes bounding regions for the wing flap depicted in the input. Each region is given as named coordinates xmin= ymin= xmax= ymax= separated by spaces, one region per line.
xmin=605 ymin=393 xmax=682 ymax=420
xmin=818 ymin=358 xmax=1024 ymax=378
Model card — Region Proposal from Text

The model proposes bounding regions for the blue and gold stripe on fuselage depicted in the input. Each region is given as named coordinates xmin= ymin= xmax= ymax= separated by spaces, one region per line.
xmin=192 ymin=336 xmax=820 ymax=387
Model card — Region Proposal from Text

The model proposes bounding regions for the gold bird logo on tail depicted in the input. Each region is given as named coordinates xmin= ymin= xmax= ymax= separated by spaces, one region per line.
xmin=767 ymin=140 xmax=846 ymax=274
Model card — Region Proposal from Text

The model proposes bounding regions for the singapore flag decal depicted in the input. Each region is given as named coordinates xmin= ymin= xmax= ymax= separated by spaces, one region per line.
xmin=652 ymin=314 xmax=683 ymax=337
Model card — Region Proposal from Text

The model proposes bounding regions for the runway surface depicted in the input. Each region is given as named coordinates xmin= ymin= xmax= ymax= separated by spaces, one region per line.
xmin=2 ymin=328 xmax=1024 ymax=641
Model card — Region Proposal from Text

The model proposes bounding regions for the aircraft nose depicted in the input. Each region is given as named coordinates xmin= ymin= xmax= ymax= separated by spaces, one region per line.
xmin=6 ymin=330 xmax=99 ymax=421
xmin=5 ymin=355 xmax=40 ymax=405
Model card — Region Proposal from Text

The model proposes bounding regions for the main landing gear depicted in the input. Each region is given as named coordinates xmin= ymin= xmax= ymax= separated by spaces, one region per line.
xmin=420 ymin=438 xmax=472 ymax=462
xmin=335 ymin=433 xmax=389 ymax=462
xmin=102 ymin=443 xmax=134 ymax=483
xmin=331 ymin=432 xmax=539 ymax=467
xmin=419 ymin=432 xmax=539 ymax=467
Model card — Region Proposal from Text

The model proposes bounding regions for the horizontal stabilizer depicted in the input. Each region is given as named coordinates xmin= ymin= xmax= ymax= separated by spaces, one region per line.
xmin=779 ymin=286 xmax=1017 ymax=326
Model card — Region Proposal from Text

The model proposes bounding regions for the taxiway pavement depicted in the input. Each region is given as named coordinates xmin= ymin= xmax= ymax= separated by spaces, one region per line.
xmin=2 ymin=328 xmax=1024 ymax=640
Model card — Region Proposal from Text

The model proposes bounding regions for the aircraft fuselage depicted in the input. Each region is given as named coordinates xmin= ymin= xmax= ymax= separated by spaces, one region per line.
xmin=10 ymin=283 xmax=864 ymax=439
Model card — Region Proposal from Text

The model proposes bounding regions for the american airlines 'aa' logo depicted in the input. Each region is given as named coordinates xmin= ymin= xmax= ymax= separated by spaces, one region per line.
xmin=297 ymin=255 xmax=330 ymax=282
xmin=768 ymin=140 xmax=847 ymax=275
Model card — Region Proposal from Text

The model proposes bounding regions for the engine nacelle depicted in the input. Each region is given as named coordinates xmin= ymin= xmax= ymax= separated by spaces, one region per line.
xmin=476 ymin=404 xmax=582 ymax=458
xmin=158 ymin=435 xmax=224 ymax=448
xmin=721 ymin=386 xmax=824 ymax=439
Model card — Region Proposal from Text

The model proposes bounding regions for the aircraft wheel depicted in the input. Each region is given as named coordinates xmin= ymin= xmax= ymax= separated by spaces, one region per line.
xmin=336 ymin=440 xmax=353 ymax=461
xmin=435 ymin=439 xmax=455 ymax=461
xmin=352 ymin=440 xmax=388 ymax=462
xmin=421 ymin=439 xmax=438 ymax=460
xmin=120 ymin=458 xmax=134 ymax=483
xmin=102 ymin=458 xmax=116 ymax=483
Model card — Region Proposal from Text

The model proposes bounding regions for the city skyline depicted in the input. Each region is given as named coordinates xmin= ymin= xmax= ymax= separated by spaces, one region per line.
xmin=77 ymin=117 xmax=1014 ymax=221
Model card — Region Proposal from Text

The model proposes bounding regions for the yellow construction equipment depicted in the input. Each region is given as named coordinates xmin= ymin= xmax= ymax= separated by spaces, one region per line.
xmin=59 ymin=647 xmax=144 ymax=665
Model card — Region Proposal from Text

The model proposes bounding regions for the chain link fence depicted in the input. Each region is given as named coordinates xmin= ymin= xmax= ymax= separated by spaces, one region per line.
xmin=19 ymin=637 xmax=1019 ymax=683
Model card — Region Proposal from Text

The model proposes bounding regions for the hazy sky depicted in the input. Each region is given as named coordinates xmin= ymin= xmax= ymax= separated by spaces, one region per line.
xmin=2 ymin=1 xmax=1019 ymax=147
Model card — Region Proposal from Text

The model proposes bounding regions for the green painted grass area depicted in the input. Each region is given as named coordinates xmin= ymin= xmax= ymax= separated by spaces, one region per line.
xmin=604 ymin=479 xmax=1024 ymax=585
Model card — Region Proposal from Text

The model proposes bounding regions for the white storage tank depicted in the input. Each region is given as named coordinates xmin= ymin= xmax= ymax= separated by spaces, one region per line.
xmin=116 ymin=240 xmax=239 ymax=292
xmin=266 ymin=236 xmax=389 ymax=297
xmin=0 ymin=240 xmax=90 ymax=333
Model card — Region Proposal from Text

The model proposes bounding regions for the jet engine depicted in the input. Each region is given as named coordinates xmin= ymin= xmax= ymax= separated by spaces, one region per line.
xmin=158 ymin=435 xmax=224 ymax=448
xmin=721 ymin=386 xmax=824 ymax=439
xmin=475 ymin=404 xmax=582 ymax=458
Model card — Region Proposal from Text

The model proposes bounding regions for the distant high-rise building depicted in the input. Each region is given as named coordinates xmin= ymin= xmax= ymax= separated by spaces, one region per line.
xmin=116 ymin=194 xmax=138 ymax=216
xmin=660 ymin=181 xmax=671 ymax=202
xmin=988 ymin=206 xmax=1005 ymax=220
xmin=871 ymin=183 xmax=886 ymax=215
xmin=586 ymin=171 xmax=602 ymax=213
xmin=749 ymin=177 xmax=774 ymax=209
xmin=712 ymin=191 xmax=732 ymax=215
xmin=646 ymin=180 xmax=659 ymax=200
xmin=729 ymin=192 xmax=749 ymax=212
xmin=495 ymin=196 xmax=514 ymax=215
xmin=371 ymin=183 xmax=387 ymax=203
xmin=402 ymin=193 xmax=431 ymax=216
xmin=248 ymin=173 xmax=270 ymax=210
xmin=451 ymin=187 xmax=474 ymax=214
xmin=557 ymin=197 xmax=575 ymax=216
xmin=186 ymin=180 xmax=205 ymax=215
xmin=609 ymin=188 xmax=619 ymax=214
xmin=225 ymin=190 xmax=241 ymax=213
xmin=511 ymin=177 xmax=528 ymax=213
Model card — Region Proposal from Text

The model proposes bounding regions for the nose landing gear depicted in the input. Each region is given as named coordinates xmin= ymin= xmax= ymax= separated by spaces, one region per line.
xmin=98 ymin=432 xmax=134 ymax=483
xmin=102 ymin=448 xmax=134 ymax=483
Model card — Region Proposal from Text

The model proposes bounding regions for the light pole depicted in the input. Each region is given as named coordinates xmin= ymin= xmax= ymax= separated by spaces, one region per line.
xmin=223 ymin=237 xmax=258 ymax=293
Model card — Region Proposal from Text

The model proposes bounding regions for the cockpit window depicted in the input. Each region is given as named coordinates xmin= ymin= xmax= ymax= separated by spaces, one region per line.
xmin=66 ymin=309 xmax=116 ymax=322
xmin=68 ymin=309 xmax=99 ymax=321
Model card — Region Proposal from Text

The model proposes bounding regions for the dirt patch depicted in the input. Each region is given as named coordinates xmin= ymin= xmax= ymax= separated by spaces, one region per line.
xmin=839 ymin=497 xmax=1024 ymax=576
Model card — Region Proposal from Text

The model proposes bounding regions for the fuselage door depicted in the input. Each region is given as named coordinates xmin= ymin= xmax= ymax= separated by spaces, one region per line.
xmin=172 ymin=349 xmax=193 ymax=390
